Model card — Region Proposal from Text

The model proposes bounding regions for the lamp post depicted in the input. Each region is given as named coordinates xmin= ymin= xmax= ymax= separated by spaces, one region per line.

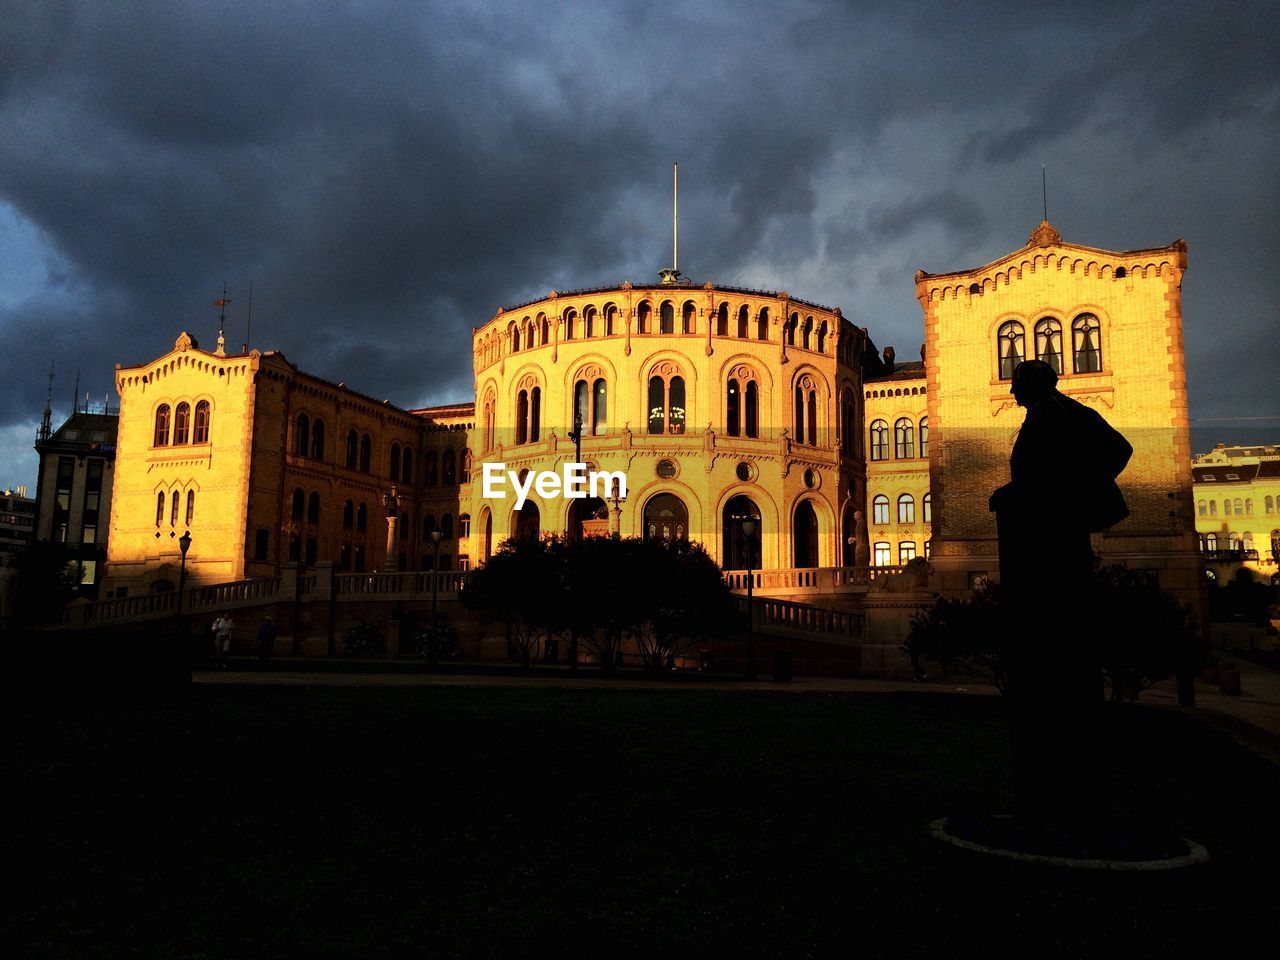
xmin=381 ymin=484 xmax=401 ymax=575
xmin=607 ymin=490 xmax=627 ymax=538
xmin=567 ymin=411 xmax=584 ymax=466
xmin=741 ymin=517 xmax=756 ymax=681
xmin=176 ymin=530 xmax=192 ymax=656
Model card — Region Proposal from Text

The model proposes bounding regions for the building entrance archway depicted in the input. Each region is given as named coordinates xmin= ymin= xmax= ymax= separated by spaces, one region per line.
xmin=723 ymin=495 xmax=762 ymax=570
xmin=644 ymin=493 xmax=687 ymax=543
xmin=794 ymin=500 xmax=819 ymax=568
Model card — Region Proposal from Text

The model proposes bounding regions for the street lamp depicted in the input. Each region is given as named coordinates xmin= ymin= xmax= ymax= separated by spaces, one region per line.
xmin=741 ymin=517 xmax=756 ymax=681
xmin=176 ymin=530 xmax=192 ymax=653
xmin=381 ymin=484 xmax=401 ymax=574
xmin=607 ymin=489 xmax=627 ymax=538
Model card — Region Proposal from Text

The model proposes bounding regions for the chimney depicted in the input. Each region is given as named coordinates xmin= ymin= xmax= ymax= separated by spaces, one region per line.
xmin=883 ymin=346 xmax=895 ymax=373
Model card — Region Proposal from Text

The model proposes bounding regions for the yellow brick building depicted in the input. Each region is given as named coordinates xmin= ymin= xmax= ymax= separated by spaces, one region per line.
xmin=915 ymin=220 xmax=1202 ymax=610
xmin=863 ymin=348 xmax=931 ymax=567
xmin=1193 ymin=444 xmax=1280 ymax=582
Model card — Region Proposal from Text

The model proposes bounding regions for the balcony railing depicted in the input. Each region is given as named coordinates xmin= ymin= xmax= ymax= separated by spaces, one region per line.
xmin=1202 ymin=549 xmax=1259 ymax=563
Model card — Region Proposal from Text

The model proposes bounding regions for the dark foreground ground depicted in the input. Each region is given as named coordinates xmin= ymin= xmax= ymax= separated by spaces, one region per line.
xmin=4 ymin=683 xmax=1278 ymax=958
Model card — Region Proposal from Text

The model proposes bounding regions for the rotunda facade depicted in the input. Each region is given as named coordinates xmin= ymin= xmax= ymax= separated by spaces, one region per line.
xmin=466 ymin=279 xmax=874 ymax=571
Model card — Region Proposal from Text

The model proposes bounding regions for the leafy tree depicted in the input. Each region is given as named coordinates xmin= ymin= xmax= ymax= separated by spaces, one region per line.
xmin=461 ymin=536 xmax=568 ymax=668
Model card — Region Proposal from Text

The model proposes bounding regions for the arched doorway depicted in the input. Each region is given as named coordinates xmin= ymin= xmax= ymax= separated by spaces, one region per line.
xmin=644 ymin=493 xmax=687 ymax=543
xmin=794 ymin=500 xmax=819 ymax=568
xmin=723 ymin=495 xmax=762 ymax=570
xmin=514 ymin=501 xmax=540 ymax=541
xmin=568 ymin=496 xmax=609 ymax=540
xmin=479 ymin=508 xmax=493 ymax=562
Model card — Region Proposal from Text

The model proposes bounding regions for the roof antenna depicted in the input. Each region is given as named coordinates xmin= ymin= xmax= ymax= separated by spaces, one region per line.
xmin=659 ymin=162 xmax=686 ymax=285
xmin=212 ymin=282 xmax=230 ymax=356
xmin=72 ymin=368 xmax=80 ymax=414
xmin=38 ymin=362 xmax=54 ymax=442
xmin=1042 ymin=165 xmax=1048 ymax=222
xmin=243 ymin=279 xmax=254 ymax=353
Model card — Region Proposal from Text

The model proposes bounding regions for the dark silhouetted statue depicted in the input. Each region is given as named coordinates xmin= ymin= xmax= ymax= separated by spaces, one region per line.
xmin=989 ymin=359 xmax=1133 ymax=824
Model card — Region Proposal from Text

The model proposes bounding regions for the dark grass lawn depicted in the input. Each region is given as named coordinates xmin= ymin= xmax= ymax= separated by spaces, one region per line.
xmin=4 ymin=683 xmax=1279 ymax=958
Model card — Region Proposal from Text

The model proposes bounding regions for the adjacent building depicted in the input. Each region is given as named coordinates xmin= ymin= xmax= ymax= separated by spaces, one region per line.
xmin=1193 ymin=443 xmax=1280 ymax=582
xmin=0 ymin=486 xmax=36 ymax=560
xmin=863 ymin=348 xmax=930 ymax=568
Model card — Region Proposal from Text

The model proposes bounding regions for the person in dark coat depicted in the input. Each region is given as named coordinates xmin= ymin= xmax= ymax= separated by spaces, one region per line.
xmin=988 ymin=359 xmax=1133 ymax=824
xmin=256 ymin=615 xmax=278 ymax=664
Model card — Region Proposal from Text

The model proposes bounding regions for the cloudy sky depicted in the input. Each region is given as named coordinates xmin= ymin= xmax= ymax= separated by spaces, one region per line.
xmin=2 ymin=0 xmax=1277 ymax=489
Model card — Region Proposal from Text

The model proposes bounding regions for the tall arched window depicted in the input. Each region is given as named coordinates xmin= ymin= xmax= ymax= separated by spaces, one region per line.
xmin=637 ymin=301 xmax=651 ymax=334
xmin=310 ymin=418 xmax=323 ymax=459
xmin=443 ymin=449 xmax=456 ymax=484
xmin=442 ymin=513 xmax=455 ymax=539
xmin=390 ymin=442 xmax=401 ymax=478
xmin=423 ymin=513 xmax=437 ymax=537
xmin=1203 ymin=532 xmax=1217 ymax=552
xmin=296 ymin=413 xmax=310 ymax=455
xmin=564 ymin=309 xmax=577 ymax=340
xmin=401 ymin=447 xmax=413 ymax=483
xmin=1034 ymin=317 xmax=1063 ymax=374
xmin=1197 ymin=499 xmax=1207 ymax=516
xmin=459 ymin=515 xmax=471 ymax=538
xmin=817 ymin=321 xmax=828 ymax=353
xmin=1072 ymin=314 xmax=1102 ymax=373
xmin=745 ymin=381 xmax=758 ymax=438
xmin=727 ymin=379 xmax=741 ymax=437
xmin=193 ymin=401 xmax=211 ymax=444
xmin=1234 ymin=498 xmax=1243 ymax=514
xmin=899 ymin=541 xmax=917 ymax=564
xmin=737 ymin=305 xmax=749 ymax=338
xmin=1209 ymin=500 xmax=1217 ymax=515
xmin=898 ymin=494 xmax=916 ymax=524
xmin=869 ymin=420 xmax=889 ymax=461
xmin=872 ymin=494 xmax=890 ymax=525
xmin=154 ymin=404 xmax=171 ymax=446
xmin=584 ymin=306 xmax=596 ymax=338
xmin=346 ymin=429 xmax=358 ymax=468
xmin=516 ymin=390 xmax=529 ymax=445
xmin=605 ymin=306 xmax=618 ymax=336
xmin=173 ymin=402 xmax=191 ymax=444
xmin=425 ymin=451 xmax=438 ymax=486
xmin=786 ymin=314 xmax=798 ymax=346
xmin=356 ymin=502 xmax=368 ymax=533
xmin=509 ymin=321 xmax=521 ymax=352
xmin=919 ymin=417 xmax=928 ymax=458
xmin=307 ymin=492 xmax=321 ymax=524
xmin=156 ymin=491 xmax=165 ymax=526
xmin=648 ymin=368 xmax=685 ymax=435
xmin=1266 ymin=495 xmax=1275 ymax=514
xmin=794 ymin=378 xmax=817 ymax=445
xmin=592 ymin=379 xmax=607 ymax=435
xmin=758 ymin=307 xmax=769 ymax=341
xmin=801 ymin=316 xmax=813 ymax=350
xmin=681 ymin=301 xmax=696 ymax=334
xmin=660 ymin=302 xmax=675 ymax=334
xmin=343 ymin=499 xmax=354 ymax=530
xmin=998 ymin=320 xmax=1025 ymax=379
xmin=186 ymin=490 xmax=195 ymax=526
xmin=530 ymin=386 xmax=541 ymax=442
xmin=292 ymin=488 xmax=305 ymax=521
xmin=170 ymin=490 xmax=179 ymax=527
xmin=722 ymin=495 xmax=761 ymax=571
xmin=1224 ymin=499 xmax=1232 ymax=516
xmin=923 ymin=492 xmax=932 ymax=524
xmin=359 ymin=434 xmax=371 ymax=472
xmin=715 ymin=303 xmax=728 ymax=336
xmin=840 ymin=388 xmax=856 ymax=451
xmin=873 ymin=542 xmax=891 ymax=566
xmin=894 ymin=418 xmax=914 ymax=459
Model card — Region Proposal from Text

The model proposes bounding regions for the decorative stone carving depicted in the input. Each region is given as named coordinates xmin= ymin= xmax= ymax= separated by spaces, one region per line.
xmin=1029 ymin=220 xmax=1061 ymax=247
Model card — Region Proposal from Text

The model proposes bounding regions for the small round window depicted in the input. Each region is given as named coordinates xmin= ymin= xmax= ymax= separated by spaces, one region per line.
xmin=656 ymin=459 xmax=678 ymax=479
xmin=803 ymin=469 xmax=818 ymax=489
xmin=736 ymin=462 xmax=752 ymax=482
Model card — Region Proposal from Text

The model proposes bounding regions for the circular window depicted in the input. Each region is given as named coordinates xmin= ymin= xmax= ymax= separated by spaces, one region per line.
xmin=804 ymin=469 xmax=818 ymax=489
xmin=656 ymin=459 xmax=678 ymax=479
xmin=736 ymin=461 xmax=752 ymax=482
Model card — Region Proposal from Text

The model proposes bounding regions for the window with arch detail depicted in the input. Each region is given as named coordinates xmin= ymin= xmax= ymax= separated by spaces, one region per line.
xmin=390 ymin=443 xmax=401 ymax=479
xmin=873 ymin=541 xmax=891 ymax=566
xmin=841 ymin=389 xmax=857 ymax=452
xmin=647 ymin=363 xmax=685 ymax=435
xmin=923 ymin=492 xmax=932 ymax=524
xmin=346 ymin=429 xmax=358 ymax=468
xmin=443 ymin=449 xmax=457 ymax=485
xmin=869 ymin=420 xmax=889 ymax=461
xmin=919 ymin=417 xmax=928 ymax=458
xmin=899 ymin=541 xmax=916 ymax=564
xmin=292 ymin=488 xmax=305 ymax=521
xmin=872 ymin=494 xmax=890 ymax=525
xmin=296 ymin=413 xmax=310 ymax=455
xmin=309 ymin=417 xmax=323 ymax=459
xmin=1072 ymin=314 xmax=1102 ymax=373
xmin=359 ymin=434 xmax=371 ymax=473
xmin=1203 ymin=532 xmax=1217 ymax=552
xmin=659 ymin=302 xmax=675 ymax=335
xmin=461 ymin=450 xmax=472 ymax=483
xmin=185 ymin=490 xmax=195 ymax=526
xmin=441 ymin=514 xmax=454 ymax=539
xmin=458 ymin=514 xmax=471 ymax=538
xmin=894 ymin=418 xmax=914 ymax=459
xmin=898 ymin=494 xmax=916 ymax=524
xmin=173 ymin=402 xmax=190 ymax=444
xmin=194 ymin=401 xmax=211 ymax=444
xmin=307 ymin=492 xmax=320 ymax=524
xmin=794 ymin=375 xmax=818 ymax=445
xmin=342 ymin=499 xmax=354 ymax=530
xmin=998 ymin=320 xmax=1025 ymax=380
xmin=682 ymin=301 xmax=696 ymax=334
xmin=425 ymin=451 xmax=438 ymax=486
xmin=155 ymin=491 xmax=165 ymax=527
xmin=573 ymin=367 xmax=608 ymax=436
xmin=356 ymin=502 xmax=368 ymax=533
xmin=401 ymin=446 xmax=413 ymax=483
xmin=1034 ymin=317 xmax=1063 ymax=374
xmin=515 ymin=377 xmax=541 ymax=445
xmin=726 ymin=366 xmax=759 ymax=438
xmin=154 ymin=405 xmax=171 ymax=446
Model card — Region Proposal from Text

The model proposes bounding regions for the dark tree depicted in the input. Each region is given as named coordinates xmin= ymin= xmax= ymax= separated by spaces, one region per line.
xmin=461 ymin=536 xmax=567 ymax=668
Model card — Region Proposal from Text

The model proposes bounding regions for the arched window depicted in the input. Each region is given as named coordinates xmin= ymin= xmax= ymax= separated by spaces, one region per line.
xmin=356 ymin=502 xmax=368 ymax=533
xmin=443 ymin=450 xmax=457 ymax=485
xmin=573 ymin=377 xmax=608 ymax=436
xmin=714 ymin=303 xmax=728 ymax=336
xmin=425 ymin=451 xmax=438 ymax=486
xmin=793 ymin=500 xmax=819 ymax=567
xmin=530 ymin=387 xmax=541 ymax=442
xmin=516 ymin=391 xmax=529 ymax=445
xmin=359 ymin=434 xmax=371 ymax=472
xmin=660 ymin=301 xmax=675 ymax=334
xmin=564 ymin=309 xmax=577 ymax=340
xmin=296 ymin=413 xmax=310 ymax=455
xmin=869 ymin=420 xmax=889 ymax=461
xmin=1234 ymin=498 xmax=1244 ymax=514
xmin=390 ymin=442 xmax=401 ymax=478
xmin=170 ymin=490 xmax=179 ymax=527
xmin=681 ymin=301 xmax=696 ymax=334
xmin=899 ymin=541 xmax=916 ymax=564
xmin=459 ymin=515 xmax=471 ymax=538
xmin=637 ymin=301 xmax=651 ymax=334
xmin=509 ymin=321 xmax=521 ymax=352
xmin=346 ymin=429 xmax=358 ymax=468
xmin=1072 ymin=314 xmax=1102 ymax=373
xmin=1209 ymin=500 xmax=1217 ymax=515
xmin=423 ymin=513 xmax=437 ymax=537
xmin=924 ymin=539 xmax=932 ymax=559
xmin=1198 ymin=499 xmax=1207 ymax=516
xmin=1203 ymin=532 xmax=1217 ymax=552
xmin=1224 ymin=499 xmax=1232 ymax=516
xmin=155 ymin=491 xmax=165 ymax=527
xmin=786 ymin=313 xmax=797 ymax=347
xmin=442 ymin=514 xmax=454 ymax=539
xmin=1266 ymin=495 xmax=1275 ymax=514
xmin=801 ymin=316 xmax=813 ymax=350
xmin=154 ymin=405 xmax=171 ymax=446
xmin=185 ymin=490 xmax=195 ymax=526
xmin=919 ymin=417 xmax=929 ymax=458
xmin=1229 ymin=531 xmax=1243 ymax=551
xmin=1034 ymin=317 xmax=1063 ymax=374
xmin=605 ymin=306 xmax=617 ymax=336
xmin=998 ymin=320 xmax=1025 ymax=379
xmin=592 ymin=379 xmax=606 ymax=435
xmin=1244 ymin=531 xmax=1254 ymax=552
xmin=584 ymin=306 xmax=596 ymax=338
xmin=727 ymin=379 xmax=741 ymax=437
xmin=648 ymin=370 xmax=685 ymax=435
xmin=343 ymin=499 xmax=354 ymax=530
xmin=1246 ymin=498 xmax=1253 ymax=515
xmin=738 ymin=305 xmax=750 ymax=338
xmin=193 ymin=401 xmax=211 ymax=444
xmin=401 ymin=447 xmax=413 ymax=483
xmin=173 ymin=402 xmax=190 ymax=444
xmin=872 ymin=494 xmax=890 ymax=525
xmin=722 ymin=495 xmax=761 ymax=570
xmin=757 ymin=307 xmax=769 ymax=341
xmin=873 ymin=541 xmax=891 ymax=566
xmin=794 ymin=380 xmax=817 ymax=445
xmin=307 ymin=492 xmax=320 ymax=524
xmin=292 ymin=488 xmax=305 ymax=521
xmin=840 ymin=389 xmax=856 ymax=450
xmin=894 ymin=418 xmax=914 ymax=459
xmin=923 ymin=492 xmax=932 ymax=524
xmin=310 ymin=418 xmax=324 ymax=459
xmin=898 ymin=494 xmax=916 ymax=524
xmin=745 ymin=381 xmax=758 ymax=438
xmin=643 ymin=492 xmax=687 ymax=542
xmin=817 ymin=321 xmax=828 ymax=353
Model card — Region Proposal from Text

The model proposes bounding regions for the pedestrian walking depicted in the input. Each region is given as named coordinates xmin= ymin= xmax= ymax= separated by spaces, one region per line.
xmin=212 ymin=612 xmax=235 ymax=669
xmin=257 ymin=615 xmax=277 ymax=664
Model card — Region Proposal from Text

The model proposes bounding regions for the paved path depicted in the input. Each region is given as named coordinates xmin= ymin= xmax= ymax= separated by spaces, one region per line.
xmin=195 ymin=656 xmax=1280 ymax=766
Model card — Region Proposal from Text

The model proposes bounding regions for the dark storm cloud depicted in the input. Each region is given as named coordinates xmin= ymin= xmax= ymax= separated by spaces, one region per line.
xmin=1 ymin=0 xmax=1278 ymax=484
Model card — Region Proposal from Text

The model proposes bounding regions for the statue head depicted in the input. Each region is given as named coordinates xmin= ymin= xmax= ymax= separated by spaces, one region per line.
xmin=1010 ymin=359 xmax=1058 ymax=408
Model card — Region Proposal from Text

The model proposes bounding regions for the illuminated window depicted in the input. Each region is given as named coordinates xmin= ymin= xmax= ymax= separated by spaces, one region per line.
xmin=1072 ymin=314 xmax=1102 ymax=373
xmin=998 ymin=320 xmax=1025 ymax=379
xmin=173 ymin=402 xmax=190 ymax=444
xmin=898 ymin=494 xmax=915 ymax=524
xmin=894 ymin=418 xmax=914 ymax=459
xmin=154 ymin=405 xmax=171 ymax=446
xmin=873 ymin=541 xmax=891 ymax=566
xmin=869 ymin=420 xmax=889 ymax=461
xmin=900 ymin=541 xmax=916 ymax=564
xmin=194 ymin=401 xmax=211 ymax=444
xmin=1034 ymin=317 xmax=1063 ymax=374
xmin=873 ymin=495 xmax=890 ymax=525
